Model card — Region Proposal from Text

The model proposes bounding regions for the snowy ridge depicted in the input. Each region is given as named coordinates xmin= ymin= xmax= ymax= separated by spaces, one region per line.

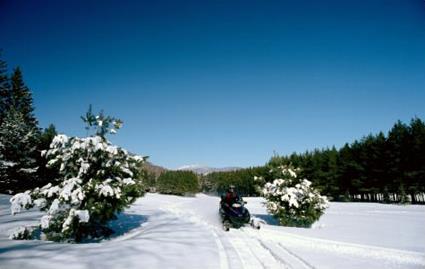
xmin=176 ymin=164 xmax=241 ymax=175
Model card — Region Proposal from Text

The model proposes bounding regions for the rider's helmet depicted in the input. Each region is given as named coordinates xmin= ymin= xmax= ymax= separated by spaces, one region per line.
xmin=228 ymin=185 xmax=235 ymax=193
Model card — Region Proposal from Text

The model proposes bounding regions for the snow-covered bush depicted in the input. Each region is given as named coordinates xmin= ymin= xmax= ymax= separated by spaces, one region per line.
xmin=10 ymin=132 xmax=146 ymax=242
xmin=256 ymin=165 xmax=328 ymax=227
xmin=9 ymin=225 xmax=37 ymax=240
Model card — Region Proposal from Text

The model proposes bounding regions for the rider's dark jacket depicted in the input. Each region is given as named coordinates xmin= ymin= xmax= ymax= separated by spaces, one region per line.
xmin=223 ymin=191 xmax=240 ymax=206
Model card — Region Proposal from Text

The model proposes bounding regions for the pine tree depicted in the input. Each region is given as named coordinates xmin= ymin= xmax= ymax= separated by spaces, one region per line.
xmin=0 ymin=51 xmax=11 ymax=126
xmin=387 ymin=121 xmax=409 ymax=194
xmin=10 ymin=67 xmax=38 ymax=128
xmin=10 ymin=111 xmax=147 ymax=242
xmin=81 ymin=105 xmax=123 ymax=138
xmin=0 ymin=141 xmax=6 ymax=185
xmin=0 ymin=109 xmax=40 ymax=193
xmin=399 ymin=183 xmax=409 ymax=204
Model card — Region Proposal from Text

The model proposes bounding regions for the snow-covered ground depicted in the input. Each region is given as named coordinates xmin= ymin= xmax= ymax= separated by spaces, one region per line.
xmin=0 ymin=193 xmax=424 ymax=269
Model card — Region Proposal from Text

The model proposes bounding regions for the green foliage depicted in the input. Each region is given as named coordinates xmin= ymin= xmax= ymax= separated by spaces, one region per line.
xmin=399 ymin=184 xmax=409 ymax=204
xmin=143 ymin=171 xmax=157 ymax=191
xmin=0 ymin=51 xmax=11 ymax=126
xmin=81 ymin=105 xmax=123 ymax=138
xmin=36 ymin=124 xmax=60 ymax=187
xmin=201 ymin=166 xmax=268 ymax=196
xmin=10 ymin=110 xmax=147 ymax=242
xmin=0 ymin=109 xmax=40 ymax=193
xmin=266 ymin=117 xmax=425 ymax=204
xmin=201 ymin=118 xmax=425 ymax=204
xmin=0 ymin=54 xmax=59 ymax=193
xmin=10 ymin=67 xmax=38 ymax=128
xmin=11 ymin=133 xmax=147 ymax=242
xmin=157 ymin=170 xmax=199 ymax=196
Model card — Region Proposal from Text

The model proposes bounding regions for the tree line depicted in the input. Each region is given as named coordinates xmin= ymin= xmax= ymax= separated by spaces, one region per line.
xmin=156 ymin=170 xmax=199 ymax=196
xmin=202 ymin=118 xmax=425 ymax=204
xmin=201 ymin=166 xmax=267 ymax=196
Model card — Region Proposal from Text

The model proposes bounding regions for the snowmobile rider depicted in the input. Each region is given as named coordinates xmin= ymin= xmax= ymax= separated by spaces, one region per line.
xmin=222 ymin=185 xmax=241 ymax=207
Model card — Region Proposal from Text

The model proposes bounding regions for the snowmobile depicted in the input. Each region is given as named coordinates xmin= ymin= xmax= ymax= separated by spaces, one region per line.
xmin=219 ymin=196 xmax=261 ymax=231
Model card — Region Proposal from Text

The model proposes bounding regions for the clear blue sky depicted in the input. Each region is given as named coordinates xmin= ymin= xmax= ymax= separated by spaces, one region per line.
xmin=1 ymin=0 xmax=424 ymax=169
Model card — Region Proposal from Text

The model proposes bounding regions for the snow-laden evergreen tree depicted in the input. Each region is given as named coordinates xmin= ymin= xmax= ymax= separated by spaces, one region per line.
xmin=0 ymin=52 xmax=11 ymax=126
xmin=0 ymin=56 xmax=38 ymax=129
xmin=10 ymin=67 xmax=38 ymax=128
xmin=10 ymin=109 xmax=147 ymax=242
xmin=0 ymin=142 xmax=5 ymax=184
xmin=0 ymin=55 xmax=62 ymax=195
xmin=0 ymin=57 xmax=43 ymax=193
xmin=0 ymin=52 xmax=7 ymax=180
xmin=0 ymin=109 xmax=40 ymax=193
xmin=255 ymin=165 xmax=328 ymax=227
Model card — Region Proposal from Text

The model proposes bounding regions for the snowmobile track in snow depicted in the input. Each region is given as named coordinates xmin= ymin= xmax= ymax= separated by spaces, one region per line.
xmin=226 ymin=229 xmax=286 ymax=269
xmin=211 ymin=229 xmax=230 ymax=269
xmin=256 ymin=227 xmax=425 ymax=268
xmin=141 ymin=195 xmax=425 ymax=269
xmin=242 ymin=228 xmax=315 ymax=269
xmin=1 ymin=194 xmax=424 ymax=269
xmin=257 ymin=239 xmax=315 ymax=269
xmin=159 ymin=197 xmax=424 ymax=269
xmin=276 ymin=243 xmax=316 ymax=269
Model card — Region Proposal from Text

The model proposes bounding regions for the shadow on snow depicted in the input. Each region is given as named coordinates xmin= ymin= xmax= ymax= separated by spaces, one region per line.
xmin=252 ymin=214 xmax=280 ymax=226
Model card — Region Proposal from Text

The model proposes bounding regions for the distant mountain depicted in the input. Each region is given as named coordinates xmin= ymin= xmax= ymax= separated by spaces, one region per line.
xmin=143 ymin=162 xmax=167 ymax=177
xmin=176 ymin=164 xmax=241 ymax=175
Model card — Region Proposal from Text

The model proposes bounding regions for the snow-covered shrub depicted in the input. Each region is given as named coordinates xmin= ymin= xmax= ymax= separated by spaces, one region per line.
xmin=257 ymin=165 xmax=328 ymax=227
xmin=10 ymin=133 xmax=146 ymax=242
xmin=9 ymin=226 xmax=37 ymax=240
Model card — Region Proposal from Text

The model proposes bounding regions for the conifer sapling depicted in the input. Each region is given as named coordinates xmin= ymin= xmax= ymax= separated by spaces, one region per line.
xmin=10 ymin=108 xmax=147 ymax=242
